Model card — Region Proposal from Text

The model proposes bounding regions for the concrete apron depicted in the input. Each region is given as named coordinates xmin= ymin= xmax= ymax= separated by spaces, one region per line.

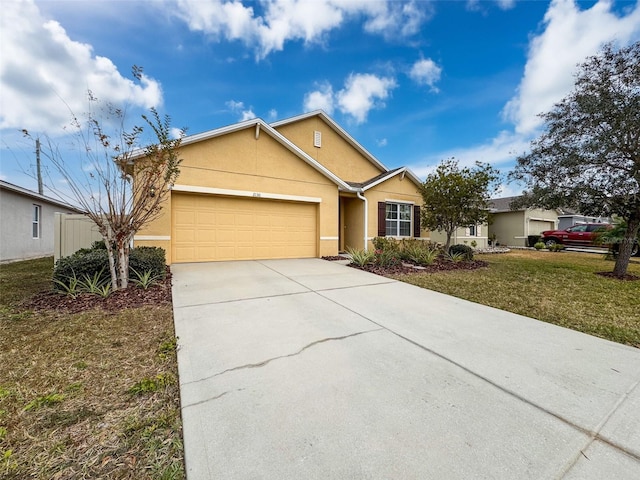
xmin=171 ymin=258 xmax=640 ymax=479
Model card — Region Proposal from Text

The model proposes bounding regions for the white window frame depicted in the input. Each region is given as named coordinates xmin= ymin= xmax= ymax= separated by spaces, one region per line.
xmin=32 ymin=204 xmax=41 ymax=239
xmin=385 ymin=202 xmax=412 ymax=237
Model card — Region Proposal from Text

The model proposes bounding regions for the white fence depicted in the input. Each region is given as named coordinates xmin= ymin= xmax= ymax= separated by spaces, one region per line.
xmin=54 ymin=213 xmax=103 ymax=262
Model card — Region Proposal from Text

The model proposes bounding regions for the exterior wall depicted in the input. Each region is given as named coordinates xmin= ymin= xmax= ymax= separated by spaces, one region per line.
xmin=135 ymin=127 xmax=340 ymax=263
xmin=0 ymin=187 xmax=79 ymax=263
xmin=54 ymin=213 xmax=103 ymax=262
xmin=489 ymin=211 xmax=525 ymax=247
xmin=342 ymin=196 xmax=364 ymax=251
xmin=275 ymin=117 xmax=384 ymax=182
xmin=364 ymin=175 xmax=427 ymax=250
xmin=489 ymin=208 xmax=558 ymax=247
xmin=430 ymin=225 xmax=489 ymax=249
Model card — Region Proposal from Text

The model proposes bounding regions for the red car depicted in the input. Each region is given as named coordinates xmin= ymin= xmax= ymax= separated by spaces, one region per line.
xmin=541 ymin=223 xmax=610 ymax=248
xmin=541 ymin=223 xmax=640 ymax=256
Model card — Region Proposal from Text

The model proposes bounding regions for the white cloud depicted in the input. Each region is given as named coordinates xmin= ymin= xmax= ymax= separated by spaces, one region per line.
xmin=0 ymin=0 xmax=162 ymax=133
xmin=413 ymin=0 xmax=640 ymax=178
xmin=409 ymin=58 xmax=442 ymax=90
xmin=267 ymin=109 xmax=278 ymax=120
xmin=337 ymin=73 xmax=397 ymax=124
xmin=303 ymin=82 xmax=335 ymax=114
xmin=225 ymin=100 xmax=256 ymax=121
xmin=503 ymin=0 xmax=640 ymax=135
xmin=173 ymin=0 xmax=431 ymax=59
xmin=376 ymin=138 xmax=388 ymax=147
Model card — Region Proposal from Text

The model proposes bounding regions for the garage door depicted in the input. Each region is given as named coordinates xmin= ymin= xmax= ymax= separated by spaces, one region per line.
xmin=172 ymin=194 xmax=317 ymax=263
xmin=529 ymin=220 xmax=554 ymax=235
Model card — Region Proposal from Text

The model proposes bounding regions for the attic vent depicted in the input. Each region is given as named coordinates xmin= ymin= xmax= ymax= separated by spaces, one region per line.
xmin=313 ymin=130 xmax=322 ymax=148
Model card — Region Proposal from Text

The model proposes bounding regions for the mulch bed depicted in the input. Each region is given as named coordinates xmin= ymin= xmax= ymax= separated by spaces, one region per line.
xmin=595 ymin=271 xmax=640 ymax=281
xmin=347 ymin=260 xmax=488 ymax=276
xmin=24 ymin=271 xmax=173 ymax=314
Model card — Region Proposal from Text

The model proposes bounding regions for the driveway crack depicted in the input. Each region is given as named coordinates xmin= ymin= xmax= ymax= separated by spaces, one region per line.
xmin=184 ymin=328 xmax=383 ymax=386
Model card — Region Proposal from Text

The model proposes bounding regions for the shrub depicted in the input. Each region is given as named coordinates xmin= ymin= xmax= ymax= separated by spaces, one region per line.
xmin=470 ymin=240 xmax=478 ymax=248
xmin=375 ymin=249 xmax=401 ymax=267
xmin=346 ymin=247 xmax=375 ymax=266
xmin=372 ymin=237 xmax=400 ymax=253
xmin=549 ymin=243 xmax=565 ymax=252
xmin=534 ymin=242 xmax=546 ymax=250
xmin=129 ymin=247 xmax=166 ymax=280
xmin=400 ymin=239 xmax=439 ymax=265
xmin=53 ymin=246 xmax=166 ymax=290
xmin=448 ymin=244 xmax=474 ymax=261
xmin=53 ymin=249 xmax=110 ymax=289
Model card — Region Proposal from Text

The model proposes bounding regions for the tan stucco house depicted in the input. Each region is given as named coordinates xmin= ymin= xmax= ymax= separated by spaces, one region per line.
xmin=488 ymin=196 xmax=559 ymax=247
xmin=133 ymin=111 xmax=427 ymax=264
xmin=429 ymin=223 xmax=489 ymax=249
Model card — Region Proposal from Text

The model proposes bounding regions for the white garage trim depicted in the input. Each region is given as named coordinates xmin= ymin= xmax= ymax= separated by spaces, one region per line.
xmin=134 ymin=235 xmax=171 ymax=241
xmin=171 ymin=185 xmax=322 ymax=204
xmin=320 ymin=236 xmax=339 ymax=240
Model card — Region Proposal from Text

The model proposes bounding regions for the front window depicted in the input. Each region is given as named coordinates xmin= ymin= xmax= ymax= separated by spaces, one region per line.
xmin=469 ymin=224 xmax=476 ymax=236
xmin=385 ymin=203 xmax=412 ymax=236
xmin=32 ymin=204 xmax=41 ymax=239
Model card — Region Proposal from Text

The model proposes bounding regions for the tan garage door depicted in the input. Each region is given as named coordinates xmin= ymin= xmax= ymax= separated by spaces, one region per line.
xmin=529 ymin=220 xmax=554 ymax=235
xmin=172 ymin=194 xmax=317 ymax=263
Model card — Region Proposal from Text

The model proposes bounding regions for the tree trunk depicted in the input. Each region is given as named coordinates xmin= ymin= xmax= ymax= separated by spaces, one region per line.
xmin=613 ymin=216 xmax=640 ymax=277
xmin=117 ymin=238 xmax=131 ymax=289
xmin=444 ymin=230 xmax=454 ymax=251
xmin=102 ymin=232 xmax=119 ymax=291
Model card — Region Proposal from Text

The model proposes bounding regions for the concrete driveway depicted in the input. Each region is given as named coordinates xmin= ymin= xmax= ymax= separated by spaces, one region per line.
xmin=171 ymin=258 xmax=640 ymax=479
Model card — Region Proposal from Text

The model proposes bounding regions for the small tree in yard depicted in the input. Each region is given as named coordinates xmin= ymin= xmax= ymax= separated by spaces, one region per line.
xmin=25 ymin=95 xmax=183 ymax=290
xmin=510 ymin=42 xmax=640 ymax=278
xmin=419 ymin=159 xmax=500 ymax=251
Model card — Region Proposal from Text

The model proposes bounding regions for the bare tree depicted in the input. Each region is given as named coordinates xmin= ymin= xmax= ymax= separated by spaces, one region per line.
xmin=24 ymin=95 xmax=183 ymax=290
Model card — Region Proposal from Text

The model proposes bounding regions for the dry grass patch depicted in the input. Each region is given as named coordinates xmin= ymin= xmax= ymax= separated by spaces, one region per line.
xmin=392 ymin=250 xmax=640 ymax=347
xmin=0 ymin=257 xmax=184 ymax=479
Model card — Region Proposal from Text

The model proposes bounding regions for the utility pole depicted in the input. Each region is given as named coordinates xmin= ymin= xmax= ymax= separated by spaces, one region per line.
xmin=36 ymin=138 xmax=43 ymax=195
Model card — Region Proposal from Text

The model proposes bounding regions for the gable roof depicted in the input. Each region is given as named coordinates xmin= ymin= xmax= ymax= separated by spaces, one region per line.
xmin=129 ymin=112 xmax=423 ymax=193
xmin=270 ymin=110 xmax=388 ymax=173
xmin=346 ymin=167 xmax=422 ymax=191
xmin=0 ymin=180 xmax=81 ymax=212
xmin=490 ymin=196 xmax=524 ymax=212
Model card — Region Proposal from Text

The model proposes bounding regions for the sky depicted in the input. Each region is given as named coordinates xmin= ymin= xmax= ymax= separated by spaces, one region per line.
xmin=1 ymin=0 xmax=639 ymax=200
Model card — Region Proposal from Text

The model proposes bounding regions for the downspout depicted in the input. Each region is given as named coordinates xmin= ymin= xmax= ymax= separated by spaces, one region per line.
xmin=357 ymin=191 xmax=368 ymax=251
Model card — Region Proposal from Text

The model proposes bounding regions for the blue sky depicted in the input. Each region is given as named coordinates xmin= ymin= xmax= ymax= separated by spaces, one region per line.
xmin=1 ymin=0 xmax=639 ymax=199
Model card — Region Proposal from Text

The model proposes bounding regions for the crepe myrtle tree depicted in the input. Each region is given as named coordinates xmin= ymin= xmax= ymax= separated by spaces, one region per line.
xmin=510 ymin=42 xmax=640 ymax=277
xmin=419 ymin=158 xmax=500 ymax=251
xmin=24 ymin=94 xmax=184 ymax=290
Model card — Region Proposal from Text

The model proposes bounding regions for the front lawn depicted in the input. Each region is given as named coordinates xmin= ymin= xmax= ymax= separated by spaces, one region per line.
xmin=392 ymin=250 xmax=640 ymax=347
xmin=0 ymin=257 xmax=185 ymax=479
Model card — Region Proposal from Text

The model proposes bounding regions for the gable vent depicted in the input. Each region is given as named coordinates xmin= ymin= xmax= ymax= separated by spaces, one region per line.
xmin=313 ymin=130 xmax=322 ymax=148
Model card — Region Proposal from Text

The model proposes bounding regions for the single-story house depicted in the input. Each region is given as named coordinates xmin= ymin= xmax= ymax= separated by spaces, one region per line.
xmin=133 ymin=111 xmax=427 ymax=264
xmin=0 ymin=180 xmax=81 ymax=263
xmin=429 ymin=224 xmax=489 ymax=249
xmin=488 ymin=196 xmax=559 ymax=247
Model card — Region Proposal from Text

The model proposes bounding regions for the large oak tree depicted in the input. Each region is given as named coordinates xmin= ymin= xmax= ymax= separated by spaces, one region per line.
xmin=510 ymin=42 xmax=640 ymax=277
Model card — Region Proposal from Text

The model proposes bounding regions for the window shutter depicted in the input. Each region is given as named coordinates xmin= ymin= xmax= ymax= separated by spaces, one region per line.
xmin=465 ymin=227 xmax=470 ymax=236
xmin=378 ymin=202 xmax=386 ymax=237
xmin=477 ymin=224 xmax=481 ymax=236
xmin=413 ymin=205 xmax=421 ymax=237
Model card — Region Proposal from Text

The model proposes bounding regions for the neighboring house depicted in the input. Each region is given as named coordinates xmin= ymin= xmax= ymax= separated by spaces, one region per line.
xmin=429 ymin=224 xmax=488 ymax=249
xmin=488 ymin=196 xmax=559 ymax=247
xmin=556 ymin=209 xmax=607 ymax=230
xmin=0 ymin=180 xmax=81 ymax=263
xmin=132 ymin=111 xmax=427 ymax=264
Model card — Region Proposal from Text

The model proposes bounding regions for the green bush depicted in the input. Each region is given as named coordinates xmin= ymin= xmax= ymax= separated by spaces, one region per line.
xmin=346 ymin=247 xmax=375 ymax=267
xmin=399 ymin=239 xmax=439 ymax=265
xmin=53 ymin=249 xmax=110 ymax=288
xmin=129 ymin=247 xmax=166 ymax=280
xmin=53 ymin=245 xmax=166 ymax=290
xmin=448 ymin=244 xmax=474 ymax=261
xmin=375 ymin=249 xmax=401 ymax=267
xmin=372 ymin=237 xmax=400 ymax=253
xmin=549 ymin=243 xmax=565 ymax=252
xmin=534 ymin=242 xmax=546 ymax=250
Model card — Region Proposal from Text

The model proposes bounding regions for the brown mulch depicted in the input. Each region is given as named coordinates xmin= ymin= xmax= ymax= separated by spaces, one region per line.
xmin=348 ymin=260 xmax=488 ymax=276
xmin=595 ymin=271 xmax=640 ymax=281
xmin=24 ymin=271 xmax=173 ymax=314
xmin=321 ymin=256 xmax=346 ymax=261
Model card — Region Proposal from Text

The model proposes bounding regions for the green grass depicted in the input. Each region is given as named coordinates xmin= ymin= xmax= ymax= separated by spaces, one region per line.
xmin=0 ymin=257 xmax=185 ymax=479
xmin=392 ymin=250 xmax=640 ymax=347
